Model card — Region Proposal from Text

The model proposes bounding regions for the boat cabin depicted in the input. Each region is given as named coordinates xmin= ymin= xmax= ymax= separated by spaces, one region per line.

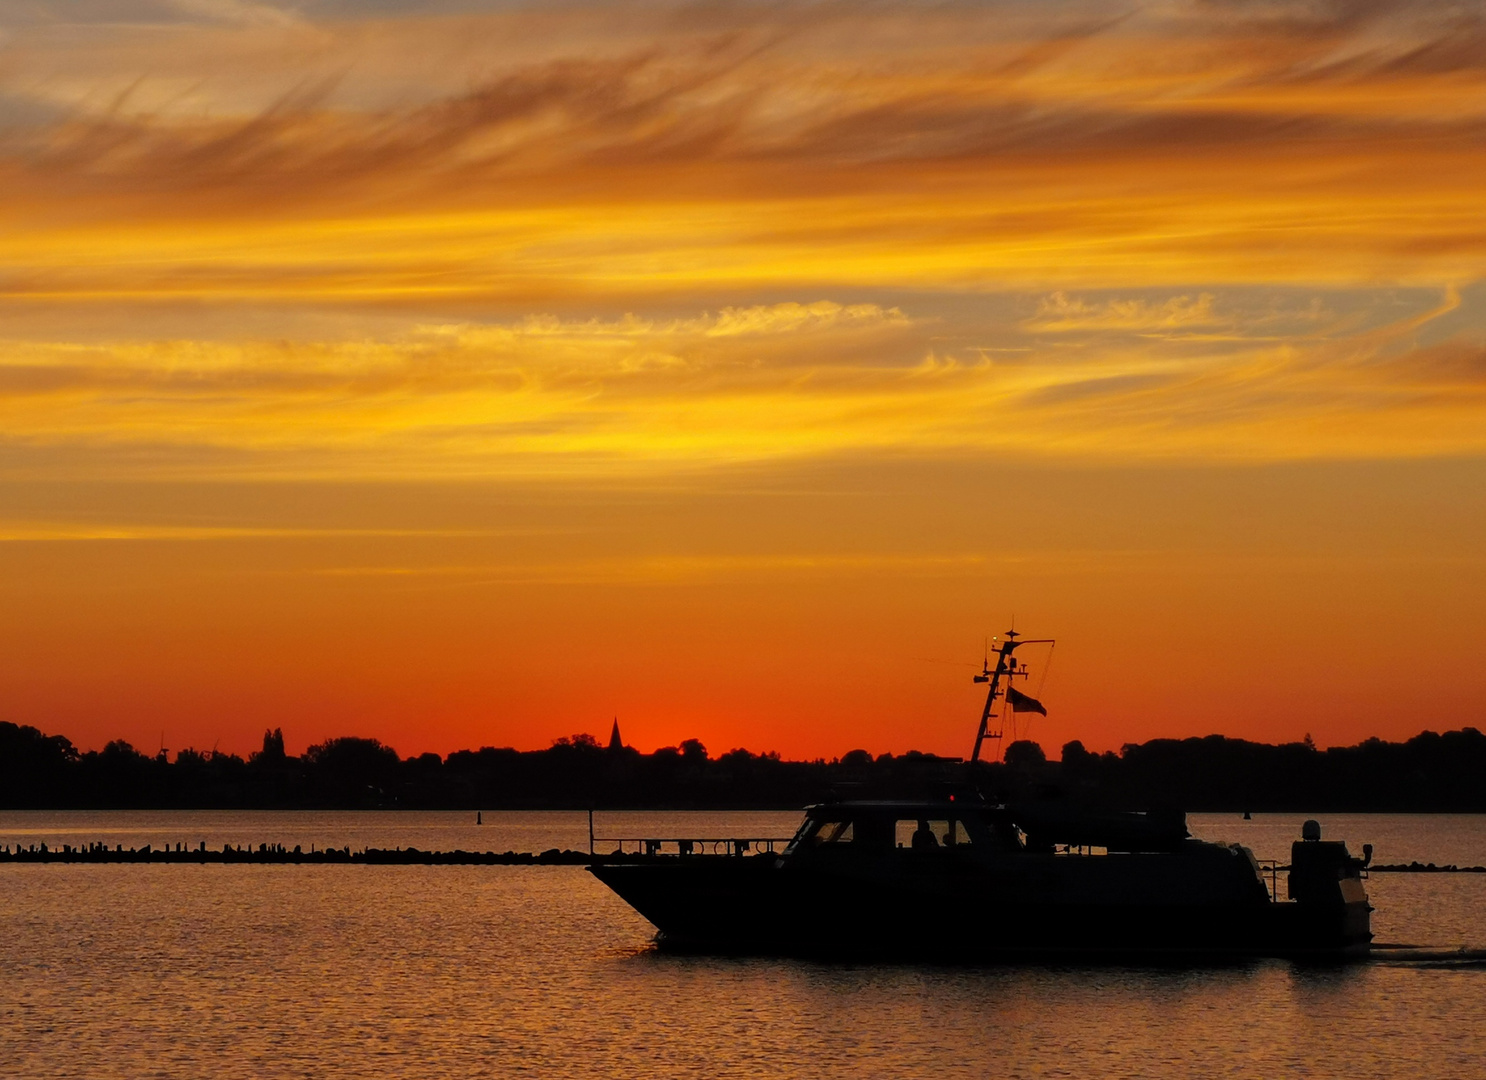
xmin=783 ymin=798 xmax=1197 ymax=863
xmin=783 ymin=800 xmax=1022 ymax=858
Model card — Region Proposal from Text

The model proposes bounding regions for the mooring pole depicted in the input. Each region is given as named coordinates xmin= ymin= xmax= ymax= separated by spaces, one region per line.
xmin=588 ymin=808 xmax=595 ymax=857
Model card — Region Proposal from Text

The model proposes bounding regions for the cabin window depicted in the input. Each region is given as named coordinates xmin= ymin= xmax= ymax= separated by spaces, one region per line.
xmin=895 ymin=819 xmax=971 ymax=850
xmin=784 ymin=817 xmax=853 ymax=855
xmin=813 ymin=820 xmax=855 ymax=846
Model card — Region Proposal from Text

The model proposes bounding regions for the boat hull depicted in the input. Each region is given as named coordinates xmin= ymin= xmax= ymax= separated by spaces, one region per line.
xmin=589 ymin=856 xmax=1372 ymax=960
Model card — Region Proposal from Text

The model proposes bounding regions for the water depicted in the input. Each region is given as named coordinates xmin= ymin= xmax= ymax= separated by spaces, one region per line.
xmin=4 ymin=811 xmax=1485 ymax=1079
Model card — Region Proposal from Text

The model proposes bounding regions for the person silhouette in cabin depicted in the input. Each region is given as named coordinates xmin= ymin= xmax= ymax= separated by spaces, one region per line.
xmin=912 ymin=820 xmax=939 ymax=850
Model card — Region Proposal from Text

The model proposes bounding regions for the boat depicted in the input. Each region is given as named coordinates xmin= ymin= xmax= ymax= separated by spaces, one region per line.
xmin=587 ymin=630 xmax=1374 ymax=959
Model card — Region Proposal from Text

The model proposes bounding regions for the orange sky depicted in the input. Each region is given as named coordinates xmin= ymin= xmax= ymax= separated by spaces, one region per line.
xmin=1 ymin=0 xmax=1484 ymax=760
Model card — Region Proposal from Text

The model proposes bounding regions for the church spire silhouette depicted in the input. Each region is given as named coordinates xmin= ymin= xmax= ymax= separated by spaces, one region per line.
xmin=608 ymin=717 xmax=623 ymax=752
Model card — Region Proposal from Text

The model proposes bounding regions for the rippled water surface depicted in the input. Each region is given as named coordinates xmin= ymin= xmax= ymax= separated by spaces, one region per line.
xmin=3 ymin=812 xmax=1485 ymax=1079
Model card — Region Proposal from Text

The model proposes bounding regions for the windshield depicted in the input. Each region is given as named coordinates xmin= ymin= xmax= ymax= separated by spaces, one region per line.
xmin=783 ymin=816 xmax=855 ymax=855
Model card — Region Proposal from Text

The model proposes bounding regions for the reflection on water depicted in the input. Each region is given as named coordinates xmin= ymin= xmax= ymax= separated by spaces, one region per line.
xmin=1185 ymin=813 xmax=1486 ymax=869
xmin=2 ymin=812 xmax=1485 ymax=1079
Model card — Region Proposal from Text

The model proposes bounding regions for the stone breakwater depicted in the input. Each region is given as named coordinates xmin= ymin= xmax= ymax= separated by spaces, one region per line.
xmin=0 ymin=842 xmax=599 ymax=865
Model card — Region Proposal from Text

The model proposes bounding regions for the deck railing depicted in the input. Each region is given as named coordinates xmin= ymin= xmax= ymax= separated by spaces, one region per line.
xmin=1259 ymin=859 xmax=1282 ymax=902
xmin=591 ymin=836 xmax=792 ymax=857
xmin=585 ymin=809 xmax=792 ymax=858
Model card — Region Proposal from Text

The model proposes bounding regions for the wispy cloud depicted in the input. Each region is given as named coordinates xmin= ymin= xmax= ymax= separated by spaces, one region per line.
xmin=0 ymin=523 xmax=522 ymax=541
xmin=0 ymin=2 xmax=1481 ymax=483
xmin=1025 ymin=293 xmax=1220 ymax=334
xmin=2 ymin=287 xmax=1483 ymax=479
xmin=0 ymin=0 xmax=1482 ymax=301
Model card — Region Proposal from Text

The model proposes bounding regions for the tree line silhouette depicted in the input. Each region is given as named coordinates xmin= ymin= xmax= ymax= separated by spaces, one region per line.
xmin=2 ymin=720 xmax=1485 ymax=811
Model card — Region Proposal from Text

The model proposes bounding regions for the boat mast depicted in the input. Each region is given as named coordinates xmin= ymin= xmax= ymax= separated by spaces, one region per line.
xmin=970 ymin=629 xmax=1053 ymax=764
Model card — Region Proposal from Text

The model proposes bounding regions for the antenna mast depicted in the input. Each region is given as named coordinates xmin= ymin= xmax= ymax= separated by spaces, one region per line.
xmin=970 ymin=629 xmax=1054 ymax=764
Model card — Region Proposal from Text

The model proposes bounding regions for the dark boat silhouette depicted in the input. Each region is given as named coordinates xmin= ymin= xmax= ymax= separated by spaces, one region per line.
xmin=588 ymin=630 xmax=1374 ymax=959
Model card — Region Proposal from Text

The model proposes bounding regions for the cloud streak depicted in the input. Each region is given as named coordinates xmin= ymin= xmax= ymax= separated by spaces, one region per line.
xmin=0 ymin=0 xmax=1482 ymax=301
xmin=0 ymin=2 xmax=1481 ymax=481
xmin=2 ymin=288 xmax=1483 ymax=480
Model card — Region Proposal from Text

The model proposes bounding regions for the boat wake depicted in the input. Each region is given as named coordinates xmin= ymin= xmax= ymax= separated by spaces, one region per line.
xmin=1369 ymin=944 xmax=1486 ymax=965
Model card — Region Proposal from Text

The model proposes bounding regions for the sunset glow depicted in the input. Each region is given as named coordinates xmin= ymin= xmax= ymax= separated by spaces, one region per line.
xmin=3 ymin=0 xmax=1484 ymax=760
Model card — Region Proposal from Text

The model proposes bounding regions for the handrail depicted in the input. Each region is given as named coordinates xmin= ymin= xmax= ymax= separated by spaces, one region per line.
xmin=593 ymin=836 xmax=793 ymax=857
xmin=1258 ymin=858 xmax=1281 ymax=902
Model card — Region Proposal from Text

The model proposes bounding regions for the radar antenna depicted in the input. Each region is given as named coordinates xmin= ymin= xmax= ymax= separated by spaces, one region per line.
xmin=970 ymin=628 xmax=1054 ymax=764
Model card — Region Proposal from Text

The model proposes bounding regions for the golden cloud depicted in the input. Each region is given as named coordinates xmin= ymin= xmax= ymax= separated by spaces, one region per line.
xmin=0 ymin=2 xmax=1481 ymax=484
xmin=1024 ymin=293 xmax=1220 ymax=334
xmin=0 ymin=287 xmax=1481 ymax=482
xmin=0 ymin=0 xmax=1481 ymax=299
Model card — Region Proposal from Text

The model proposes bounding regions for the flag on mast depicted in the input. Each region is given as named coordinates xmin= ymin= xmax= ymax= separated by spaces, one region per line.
xmin=1007 ymin=687 xmax=1047 ymax=715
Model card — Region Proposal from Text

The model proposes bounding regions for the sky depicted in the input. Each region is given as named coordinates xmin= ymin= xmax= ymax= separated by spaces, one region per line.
xmin=1 ymin=0 xmax=1484 ymax=760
